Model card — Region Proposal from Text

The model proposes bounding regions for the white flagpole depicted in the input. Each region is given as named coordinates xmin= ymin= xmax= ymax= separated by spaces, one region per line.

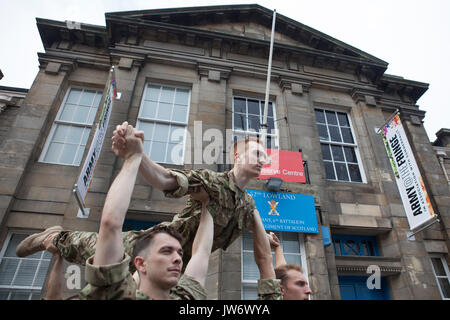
xmin=261 ymin=9 xmax=276 ymax=147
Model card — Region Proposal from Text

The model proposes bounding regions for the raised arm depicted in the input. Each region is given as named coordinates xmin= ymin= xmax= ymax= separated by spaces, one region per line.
xmin=94 ymin=126 xmax=144 ymax=266
xmin=269 ymin=232 xmax=287 ymax=268
xmin=112 ymin=122 xmax=178 ymax=191
xmin=183 ymin=189 xmax=213 ymax=287
xmin=252 ymin=209 xmax=275 ymax=279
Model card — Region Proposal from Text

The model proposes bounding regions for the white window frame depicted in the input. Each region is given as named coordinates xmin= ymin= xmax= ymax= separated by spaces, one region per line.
xmin=0 ymin=231 xmax=52 ymax=300
xmin=39 ymin=86 xmax=102 ymax=166
xmin=232 ymin=96 xmax=279 ymax=149
xmin=315 ymin=108 xmax=367 ymax=183
xmin=136 ymin=83 xmax=191 ymax=165
xmin=429 ymin=254 xmax=450 ymax=300
xmin=241 ymin=231 xmax=308 ymax=300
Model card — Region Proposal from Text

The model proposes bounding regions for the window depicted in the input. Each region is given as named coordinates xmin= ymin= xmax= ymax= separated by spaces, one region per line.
xmin=429 ymin=255 xmax=450 ymax=300
xmin=40 ymin=87 xmax=103 ymax=166
xmin=315 ymin=109 xmax=364 ymax=182
xmin=0 ymin=232 xmax=52 ymax=300
xmin=241 ymin=231 xmax=307 ymax=300
xmin=232 ymin=97 xmax=279 ymax=149
xmin=332 ymin=234 xmax=379 ymax=257
xmin=137 ymin=84 xmax=190 ymax=165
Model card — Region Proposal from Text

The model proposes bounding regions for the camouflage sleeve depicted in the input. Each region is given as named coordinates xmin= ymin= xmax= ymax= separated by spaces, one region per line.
xmin=79 ymin=254 xmax=137 ymax=300
xmin=257 ymin=279 xmax=283 ymax=300
xmin=169 ymin=274 xmax=207 ymax=300
xmin=163 ymin=169 xmax=204 ymax=198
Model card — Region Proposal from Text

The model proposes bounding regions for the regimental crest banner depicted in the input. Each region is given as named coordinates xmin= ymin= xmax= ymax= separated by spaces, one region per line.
xmin=75 ymin=68 xmax=117 ymax=205
xmin=379 ymin=113 xmax=436 ymax=230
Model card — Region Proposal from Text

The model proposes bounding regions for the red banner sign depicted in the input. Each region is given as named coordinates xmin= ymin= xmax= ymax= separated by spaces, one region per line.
xmin=257 ymin=149 xmax=305 ymax=183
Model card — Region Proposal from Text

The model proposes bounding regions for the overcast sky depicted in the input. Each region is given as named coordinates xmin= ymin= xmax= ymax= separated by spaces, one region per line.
xmin=1 ymin=0 xmax=448 ymax=141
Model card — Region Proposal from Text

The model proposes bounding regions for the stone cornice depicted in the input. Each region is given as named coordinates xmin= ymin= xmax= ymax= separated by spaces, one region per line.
xmin=335 ymin=255 xmax=403 ymax=276
xmin=38 ymin=50 xmax=110 ymax=71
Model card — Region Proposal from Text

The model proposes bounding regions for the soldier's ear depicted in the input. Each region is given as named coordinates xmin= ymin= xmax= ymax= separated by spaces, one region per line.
xmin=134 ymin=256 xmax=146 ymax=274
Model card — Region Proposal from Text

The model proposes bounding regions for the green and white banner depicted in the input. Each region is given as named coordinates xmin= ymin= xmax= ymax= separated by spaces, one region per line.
xmin=379 ymin=112 xmax=436 ymax=230
xmin=75 ymin=67 xmax=117 ymax=207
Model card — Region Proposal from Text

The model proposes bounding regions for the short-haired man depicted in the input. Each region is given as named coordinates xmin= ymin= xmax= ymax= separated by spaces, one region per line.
xmin=17 ymin=122 xmax=281 ymax=298
xmin=270 ymin=232 xmax=312 ymax=300
xmin=79 ymin=125 xmax=213 ymax=299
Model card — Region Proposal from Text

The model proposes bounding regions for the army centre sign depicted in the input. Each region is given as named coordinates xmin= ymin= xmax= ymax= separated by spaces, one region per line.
xmin=247 ymin=189 xmax=318 ymax=233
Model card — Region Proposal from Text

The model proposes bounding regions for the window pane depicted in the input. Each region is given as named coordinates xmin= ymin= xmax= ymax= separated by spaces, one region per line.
xmin=93 ymin=92 xmax=102 ymax=108
xmin=248 ymin=115 xmax=261 ymax=132
xmin=67 ymin=89 xmax=82 ymax=104
xmin=146 ymin=85 xmax=160 ymax=100
xmin=283 ymin=240 xmax=300 ymax=254
xmin=79 ymin=90 xmax=96 ymax=106
xmin=30 ymin=292 xmax=42 ymax=300
xmin=335 ymin=162 xmax=349 ymax=181
xmin=60 ymin=144 xmax=77 ymax=165
xmin=175 ymin=89 xmax=189 ymax=105
xmin=315 ymin=109 xmax=325 ymax=123
xmin=73 ymin=106 xmax=90 ymax=123
xmin=325 ymin=110 xmax=338 ymax=125
xmin=59 ymin=104 xmax=76 ymax=121
xmin=81 ymin=128 xmax=90 ymax=145
xmin=248 ymin=99 xmax=260 ymax=115
xmin=243 ymin=232 xmax=253 ymax=251
xmin=331 ymin=145 xmax=345 ymax=162
xmin=321 ymin=144 xmax=332 ymax=160
xmin=44 ymin=142 xmax=63 ymax=163
xmin=242 ymin=283 xmax=258 ymax=300
xmin=324 ymin=161 xmax=336 ymax=180
xmin=87 ymin=107 xmax=97 ymax=124
xmin=337 ymin=112 xmax=349 ymax=126
xmin=234 ymin=98 xmax=246 ymax=113
xmin=33 ymin=260 xmax=51 ymax=287
xmin=266 ymin=117 xmax=275 ymax=131
xmin=52 ymin=125 xmax=68 ymax=143
xmin=234 ymin=113 xmax=247 ymax=131
xmin=141 ymin=100 xmax=157 ymax=119
xmin=13 ymin=260 xmax=39 ymax=286
xmin=438 ymin=278 xmax=450 ymax=298
xmin=153 ymin=124 xmax=169 ymax=142
xmin=341 ymin=127 xmax=354 ymax=144
xmin=5 ymin=234 xmax=27 ymax=257
xmin=74 ymin=147 xmax=84 ymax=165
xmin=143 ymin=141 xmax=151 ymax=155
xmin=285 ymin=254 xmax=302 ymax=265
xmin=243 ymin=252 xmax=259 ymax=280
xmin=0 ymin=289 xmax=10 ymax=300
xmin=150 ymin=142 xmax=166 ymax=162
xmin=348 ymin=164 xmax=362 ymax=182
xmin=66 ymin=126 xmax=83 ymax=144
xmin=343 ymin=146 xmax=357 ymax=163
xmin=9 ymin=291 xmax=31 ymax=300
xmin=157 ymin=102 xmax=172 ymax=120
xmin=160 ymin=87 xmax=175 ymax=103
xmin=172 ymin=105 xmax=188 ymax=123
xmin=317 ymin=124 xmax=329 ymax=141
xmin=0 ymin=259 xmax=19 ymax=285
xmin=431 ymin=258 xmax=447 ymax=277
xmin=329 ymin=126 xmax=342 ymax=142
xmin=343 ymin=240 xmax=360 ymax=255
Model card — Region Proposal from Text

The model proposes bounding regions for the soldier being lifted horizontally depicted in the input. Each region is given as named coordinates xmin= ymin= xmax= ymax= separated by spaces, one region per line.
xmin=17 ymin=121 xmax=282 ymax=299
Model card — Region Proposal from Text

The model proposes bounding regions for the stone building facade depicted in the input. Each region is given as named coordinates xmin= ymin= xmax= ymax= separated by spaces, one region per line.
xmin=0 ymin=4 xmax=449 ymax=300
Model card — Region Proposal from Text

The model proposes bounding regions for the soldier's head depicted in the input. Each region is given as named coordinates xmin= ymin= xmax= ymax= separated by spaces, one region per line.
xmin=275 ymin=264 xmax=312 ymax=300
xmin=132 ymin=225 xmax=184 ymax=290
xmin=230 ymin=137 xmax=268 ymax=178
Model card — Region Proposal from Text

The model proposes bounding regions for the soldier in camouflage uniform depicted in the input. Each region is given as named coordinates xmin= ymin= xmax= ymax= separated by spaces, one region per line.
xmin=17 ymin=122 xmax=282 ymax=299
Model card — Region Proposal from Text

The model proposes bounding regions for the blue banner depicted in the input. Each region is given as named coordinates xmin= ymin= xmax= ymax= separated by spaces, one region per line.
xmin=247 ymin=189 xmax=318 ymax=233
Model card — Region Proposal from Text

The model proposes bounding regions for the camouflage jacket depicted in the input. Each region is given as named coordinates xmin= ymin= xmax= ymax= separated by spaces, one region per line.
xmin=162 ymin=169 xmax=256 ymax=265
xmin=257 ymin=279 xmax=283 ymax=300
xmin=79 ymin=254 xmax=207 ymax=300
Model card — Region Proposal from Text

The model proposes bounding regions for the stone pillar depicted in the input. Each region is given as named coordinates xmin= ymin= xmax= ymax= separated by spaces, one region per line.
xmin=0 ymin=67 xmax=69 ymax=232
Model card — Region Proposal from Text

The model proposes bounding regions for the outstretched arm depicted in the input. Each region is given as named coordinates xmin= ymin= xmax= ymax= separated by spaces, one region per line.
xmin=94 ymin=126 xmax=144 ymax=266
xmin=112 ymin=122 xmax=178 ymax=191
xmin=269 ymin=232 xmax=287 ymax=268
xmin=183 ymin=189 xmax=213 ymax=287
xmin=252 ymin=209 xmax=275 ymax=279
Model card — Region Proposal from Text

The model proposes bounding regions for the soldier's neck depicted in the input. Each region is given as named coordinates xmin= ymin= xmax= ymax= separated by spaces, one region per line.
xmin=231 ymin=167 xmax=251 ymax=190
xmin=140 ymin=279 xmax=171 ymax=300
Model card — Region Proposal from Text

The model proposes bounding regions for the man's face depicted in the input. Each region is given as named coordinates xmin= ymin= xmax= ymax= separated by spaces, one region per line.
xmin=143 ymin=233 xmax=183 ymax=290
xmin=281 ymin=269 xmax=312 ymax=300
xmin=236 ymin=141 xmax=268 ymax=177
